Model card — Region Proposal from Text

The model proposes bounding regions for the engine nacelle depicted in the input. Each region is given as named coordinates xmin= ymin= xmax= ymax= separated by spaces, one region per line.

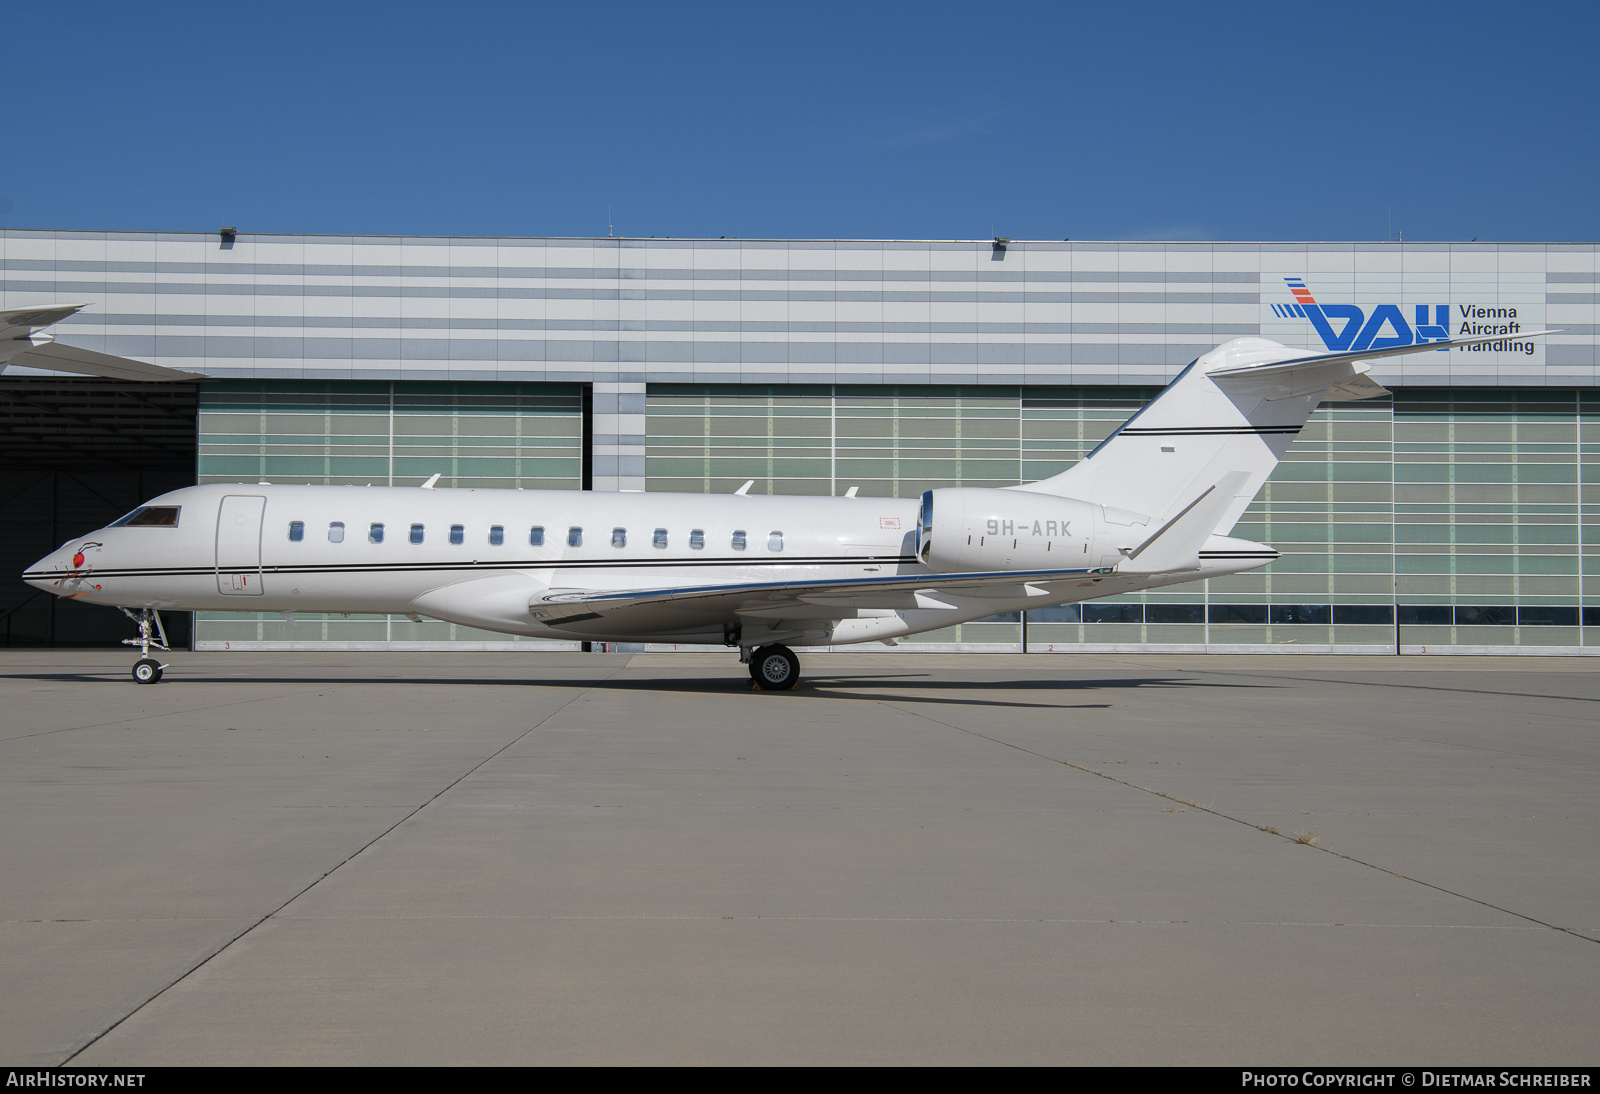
xmin=917 ymin=487 xmax=1148 ymax=572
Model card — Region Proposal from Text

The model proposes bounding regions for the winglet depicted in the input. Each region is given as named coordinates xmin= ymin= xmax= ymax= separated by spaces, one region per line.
xmin=734 ymin=480 xmax=754 ymax=495
xmin=420 ymin=473 xmax=441 ymax=490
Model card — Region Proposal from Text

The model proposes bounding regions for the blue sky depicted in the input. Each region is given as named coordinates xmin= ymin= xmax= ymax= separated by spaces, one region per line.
xmin=3 ymin=0 xmax=1594 ymax=242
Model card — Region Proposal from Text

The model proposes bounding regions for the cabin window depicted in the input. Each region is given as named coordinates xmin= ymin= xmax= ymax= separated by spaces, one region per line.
xmin=689 ymin=529 xmax=705 ymax=550
xmin=111 ymin=506 xmax=181 ymax=527
xmin=731 ymin=530 xmax=747 ymax=551
xmin=767 ymin=531 xmax=783 ymax=552
xmin=530 ymin=526 xmax=545 ymax=547
xmin=611 ymin=528 xmax=627 ymax=549
xmin=653 ymin=528 xmax=668 ymax=549
xmin=369 ymin=523 xmax=384 ymax=544
xmin=567 ymin=526 xmax=583 ymax=548
xmin=328 ymin=522 xmax=345 ymax=543
xmin=450 ymin=524 xmax=465 ymax=545
xmin=489 ymin=525 xmax=504 ymax=546
xmin=288 ymin=521 xmax=304 ymax=542
xmin=410 ymin=524 xmax=425 ymax=545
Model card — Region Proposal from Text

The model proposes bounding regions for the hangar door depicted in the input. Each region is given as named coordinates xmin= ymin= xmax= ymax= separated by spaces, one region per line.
xmin=0 ymin=377 xmax=197 ymax=647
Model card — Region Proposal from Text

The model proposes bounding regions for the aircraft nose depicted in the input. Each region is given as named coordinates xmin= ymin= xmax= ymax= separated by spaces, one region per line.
xmin=23 ymin=546 xmax=73 ymax=593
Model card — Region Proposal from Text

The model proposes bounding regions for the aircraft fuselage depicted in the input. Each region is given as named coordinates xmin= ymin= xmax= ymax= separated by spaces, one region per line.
xmin=22 ymin=482 xmax=1269 ymax=649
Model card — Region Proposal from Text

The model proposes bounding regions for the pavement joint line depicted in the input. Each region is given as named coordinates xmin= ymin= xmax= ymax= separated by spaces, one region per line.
xmin=5 ymin=913 xmax=1585 ymax=930
xmin=56 ymin=672 xmax=621 ymax=1066
xmin=257 ymin=914 xmax=1562 ymax=929
xmin=1190 ymin=667 xmax=1600 ymax=706
xmin=1123 ymin=667 xmax=1600 ymax=769
xmin=870 ymin=697 xmax=1600 ymax=950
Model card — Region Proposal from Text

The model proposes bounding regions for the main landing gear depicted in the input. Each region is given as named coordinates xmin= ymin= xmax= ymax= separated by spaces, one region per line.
xmin=746 ymin=644 xmax=801 ymax=690
xmin=120 ymin=607 xmax=169 ymax=684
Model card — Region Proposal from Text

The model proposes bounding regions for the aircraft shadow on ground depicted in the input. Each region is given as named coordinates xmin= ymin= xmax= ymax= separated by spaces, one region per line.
xmin=0 ymin=670 xmax=1274 ymax=714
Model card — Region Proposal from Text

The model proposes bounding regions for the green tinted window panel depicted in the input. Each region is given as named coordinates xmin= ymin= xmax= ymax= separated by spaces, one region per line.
xmin=199 ymin=381 xmax=583 ymax=491
xmin=1513 ymin=556 xmax=1580 ymax=575
xmin=651 ymin=386 xmax=1040 ymax=497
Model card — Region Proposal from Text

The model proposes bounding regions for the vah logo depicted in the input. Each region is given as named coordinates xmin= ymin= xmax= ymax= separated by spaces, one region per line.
xmin=1272 ymin=278 xmax=1536 ymax=356
xmin=1270 ymin=278 xmax=1450 ymax=352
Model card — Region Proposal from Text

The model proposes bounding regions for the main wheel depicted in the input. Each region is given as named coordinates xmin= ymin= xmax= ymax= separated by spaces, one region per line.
xmin=750 ymin=644 xmax=800 ymax=689
xmin=132 ymin=658 xmax=163 ymax=684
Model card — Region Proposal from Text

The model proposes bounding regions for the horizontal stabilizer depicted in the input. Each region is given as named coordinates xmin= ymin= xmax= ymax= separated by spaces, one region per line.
xmin=1321 ymin=373 xmax=1391 ymax=401
xmin=1207 ymin=329 xmax=1562 ymax=379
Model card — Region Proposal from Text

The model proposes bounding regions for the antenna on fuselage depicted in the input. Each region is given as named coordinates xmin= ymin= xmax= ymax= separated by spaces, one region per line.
xmin=734 ymin=480 xmax=754 ymax=495
xmin=420 ymin=474 xmax=441 ymax=490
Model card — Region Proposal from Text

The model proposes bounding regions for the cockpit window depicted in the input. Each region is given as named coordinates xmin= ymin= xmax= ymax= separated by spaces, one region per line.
xmin=110 ymin=506 xmax=181 ymax=527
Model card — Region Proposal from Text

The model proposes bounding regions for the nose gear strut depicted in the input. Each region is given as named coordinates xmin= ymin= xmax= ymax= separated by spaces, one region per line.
xmin=119 ymin=607 xmax=170 ymax=684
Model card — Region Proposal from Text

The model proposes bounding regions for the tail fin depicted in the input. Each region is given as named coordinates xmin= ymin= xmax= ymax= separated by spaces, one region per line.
xmin=1014 ymin=330 xmax=1557 ymax=537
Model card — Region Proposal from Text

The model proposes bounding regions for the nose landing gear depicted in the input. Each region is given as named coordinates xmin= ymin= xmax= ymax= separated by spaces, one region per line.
xmin=747 ymin=644 xmax=801 ymax=690
xmin=119 ymin=607 xmax=169 ymax=684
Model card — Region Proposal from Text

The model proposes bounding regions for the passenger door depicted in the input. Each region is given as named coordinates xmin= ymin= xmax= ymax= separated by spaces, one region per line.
xmin=216 ymin=495 xmax=266 ymax=595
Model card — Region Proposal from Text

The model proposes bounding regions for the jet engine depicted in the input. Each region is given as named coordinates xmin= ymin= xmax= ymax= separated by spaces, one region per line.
xmin=916 ymin=487 xmax=1149 ymax=572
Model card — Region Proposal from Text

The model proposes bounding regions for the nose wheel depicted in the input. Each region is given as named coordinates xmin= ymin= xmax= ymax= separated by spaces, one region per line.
xmin=120 ymin=607 xmax=170 ymax=684
xmin=748 ymin=644 xmax=801 ymax=690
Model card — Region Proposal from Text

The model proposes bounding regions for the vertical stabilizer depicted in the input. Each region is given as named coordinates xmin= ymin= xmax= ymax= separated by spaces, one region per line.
xmin=1011 ymin=337 xmax=1378 ymax=535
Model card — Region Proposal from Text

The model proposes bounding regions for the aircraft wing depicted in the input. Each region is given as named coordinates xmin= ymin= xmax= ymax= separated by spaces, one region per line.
xmin=1 ymin=304 xmax=207 ymax=381
xmin=0 ymin=304 xmax=87 ymax=337
xmin=4 ymin=340 xmax=210 ymax=382
xmin=531 ymin=565 xmax=1106 ymax=630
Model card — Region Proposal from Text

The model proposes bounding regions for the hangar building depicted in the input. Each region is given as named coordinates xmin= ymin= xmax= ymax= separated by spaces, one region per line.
xmin=3 ymin=229 xmax=1596 ymax=653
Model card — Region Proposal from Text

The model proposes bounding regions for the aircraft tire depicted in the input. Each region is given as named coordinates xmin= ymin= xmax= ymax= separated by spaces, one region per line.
xmin=751 ymin=644 xmax=800 ymax=689
xmin=132 ymin=658 xmax=163 ymax=684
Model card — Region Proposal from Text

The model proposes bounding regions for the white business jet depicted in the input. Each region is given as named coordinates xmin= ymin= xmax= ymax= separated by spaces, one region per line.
xmin=20 ymin=320 xmax=1553 ymax=686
